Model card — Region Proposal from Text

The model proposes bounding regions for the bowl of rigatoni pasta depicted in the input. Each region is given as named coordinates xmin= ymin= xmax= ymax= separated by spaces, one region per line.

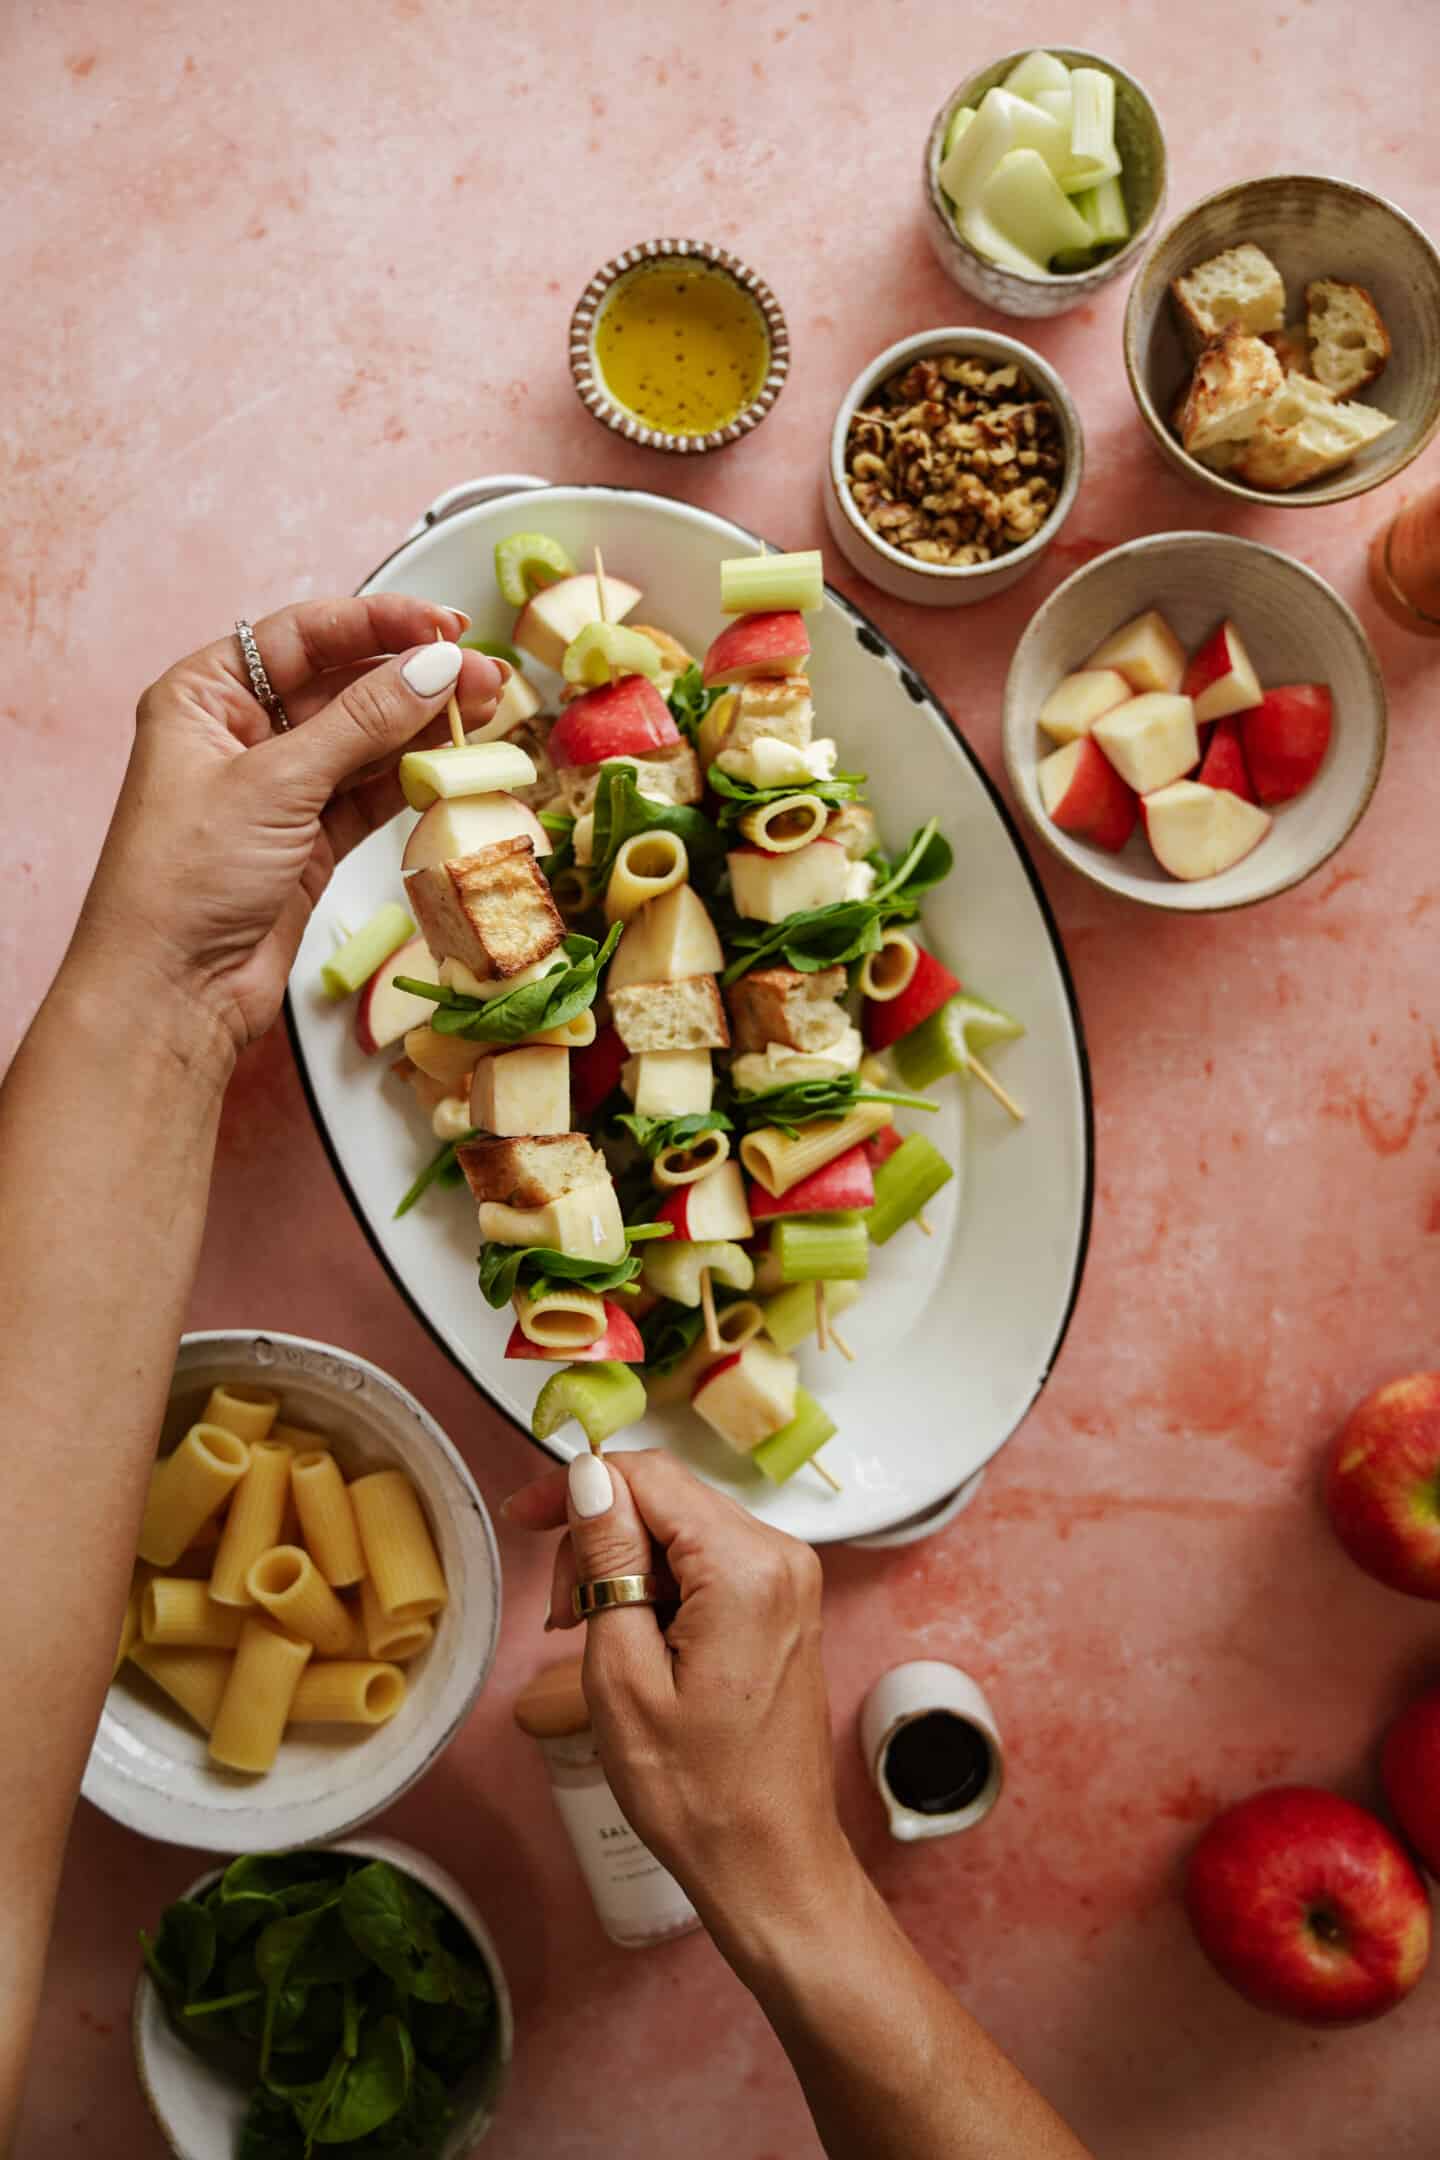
xmin=83 ymin=1331 xmax=502 ymax=1851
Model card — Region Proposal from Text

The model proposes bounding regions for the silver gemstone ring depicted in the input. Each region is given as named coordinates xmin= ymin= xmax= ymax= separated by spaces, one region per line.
xmin=234 ymin=619 xmax=291 ymax=733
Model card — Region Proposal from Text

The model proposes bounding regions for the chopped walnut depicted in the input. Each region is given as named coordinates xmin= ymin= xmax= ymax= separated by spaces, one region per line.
xmin=843 ymin=351 xmax=1065 ymax=568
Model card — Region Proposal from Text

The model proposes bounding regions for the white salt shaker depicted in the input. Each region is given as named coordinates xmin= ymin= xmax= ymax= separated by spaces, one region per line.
xmin=860 ymin=1660 xmax=1005 ymax=1842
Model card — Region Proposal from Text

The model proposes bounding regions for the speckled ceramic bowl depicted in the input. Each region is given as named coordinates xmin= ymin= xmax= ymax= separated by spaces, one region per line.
xmin=923 ymin=50 xmax=1166 ymax=319
xmin=825 ymin=327 xmax=1083 ymax=606
xmin=1003 ymin=533 xmax=1386 ymax=913
xmin=84 ymin=1331 xmax=501 ymax=1851
xmin=569 ymin=237 xmax=789 ymax=454
xmin=1125 ymin=174 xmax=1440 ymax=506
xmin=133 ymin=1834 xmax=513 ymax=2159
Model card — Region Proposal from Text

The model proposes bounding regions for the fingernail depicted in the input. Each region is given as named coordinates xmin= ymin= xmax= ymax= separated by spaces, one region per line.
xmin=542 ymin=1606 xmax=557 ymax=1633
xmin=402 ymin=641 xmax=463 ymax=696
xmin=442 ymin=606 xmax=472 ymax=634
xmin=569 ymin=1450 xmax=613 ymax=1520
xmin=499 ymin=1494 xmax=516 ymax=1521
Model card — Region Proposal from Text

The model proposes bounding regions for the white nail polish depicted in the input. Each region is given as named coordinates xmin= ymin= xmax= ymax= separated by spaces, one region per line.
xmin=569 ymin=1450 xmax=613 ymax=1520
xmin=401 ymin=640 xmax=463 ymax=696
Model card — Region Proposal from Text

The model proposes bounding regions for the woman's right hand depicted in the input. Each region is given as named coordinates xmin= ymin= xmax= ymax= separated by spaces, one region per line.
xmin=504 ymin=1451 xmax=855 ymax=1957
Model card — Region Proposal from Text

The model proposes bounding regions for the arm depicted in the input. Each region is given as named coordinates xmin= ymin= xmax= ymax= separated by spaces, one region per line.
xmin=506 ymin=1452 xmax=1091 ymax=2160
xmin=0 ymin=599 xmax=505 ymax=2140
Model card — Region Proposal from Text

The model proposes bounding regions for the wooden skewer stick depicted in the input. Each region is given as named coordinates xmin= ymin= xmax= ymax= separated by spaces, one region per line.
xmin=435 ymin=626 xmax=466 ymax=751
xmin=810 ymin=1454 xmax=843 ymax=1493
xmin=829 ymin=1322 xmax=857 ymax=1364
xmin=699 ymin=1267 xmax=723 ymax=1355
xmin=967 ymin=1052 xmax=1025 ymax=1124
xmin=815 ymin=1282 xmax=830 ymax=1351
xmin=915 ymin=1212 xmax=935 ymax=1238
xmin=593 ymin=546 xmax=611 ymax=626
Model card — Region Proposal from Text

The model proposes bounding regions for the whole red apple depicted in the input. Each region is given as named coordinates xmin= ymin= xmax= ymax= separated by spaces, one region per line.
xmin=1382 ymin=1685 xmax=1440 ymax=1876
xmin=1184 ymin=1786 xmax=1430 ymax=2024
xmin=1325 ymin=1373 xmax=1440 ymax=1597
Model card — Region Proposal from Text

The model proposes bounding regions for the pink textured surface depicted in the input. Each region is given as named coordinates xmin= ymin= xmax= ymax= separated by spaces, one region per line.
xmin=6 ymin=1 xmax=1440 ymax=2154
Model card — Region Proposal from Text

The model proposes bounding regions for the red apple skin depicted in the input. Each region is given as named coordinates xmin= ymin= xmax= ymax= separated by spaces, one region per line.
xmin=1182 ymin=620 xmax=1263 ymax=723
xmin=504 ymin=1299 xmax=646 ymax=1363
xmin=1196 ymin=716 xmax=1255 ymax=803
xmin=691 ymin=1350 xmax=741 ymax=1403
xmin=1047 ymin=737 xmax=1139 ymax=854
xmin=748 ymin=1144 xmax=875 ymax=1223
xmin=1242 ymin=685 xmax=1333 ymax=806
xmin=1382 ymin=1686 xmax=1440 ymax=1878
xmin=864 ymin=948 xmax=961 ymax=1053
xmin=548 ymin=677 xmax=679 ymax=766
xmin=702 ymin=611 xmax=811 ymax=688
xmin=1185 ymin=1786 xmax=1431 ymax=2024
xmin=571 ymin=1024 xmax=627 ymax=1122
xmin=865 ymin=1125 xmax=905 ymax=1168
xmin=1325 ymin=1373 xmax=1440 ymax=1598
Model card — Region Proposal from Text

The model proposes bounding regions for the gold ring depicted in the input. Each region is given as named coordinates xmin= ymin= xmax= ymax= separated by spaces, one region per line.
xmin=572 ymin=1573 xmax=665 ymax=1620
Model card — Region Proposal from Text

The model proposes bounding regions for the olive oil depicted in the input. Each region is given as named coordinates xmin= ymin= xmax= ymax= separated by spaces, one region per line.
xmin=594 ymin=262 xmax=770 ymax=436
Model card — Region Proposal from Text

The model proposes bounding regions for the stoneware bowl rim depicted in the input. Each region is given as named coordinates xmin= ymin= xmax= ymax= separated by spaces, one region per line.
xmin=1123 ymin=171 xmax=1440 ymax=507
xmin=923 ymin=46 xmax=1168 ymax=294
xmin=569 ymin=236 xmax=790 ymax=455
xmin=827 ymin=327 xmax=1084 ymax=584
xmin=1002 ymin=530 xmax=1388 ymax=913
xmin=132 ymin=1833 xmax=514 ymax=2159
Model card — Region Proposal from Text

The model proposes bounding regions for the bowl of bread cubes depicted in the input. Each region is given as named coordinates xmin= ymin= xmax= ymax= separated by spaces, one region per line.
xmin=1125 ymin=175 xmax=1440 ymax=505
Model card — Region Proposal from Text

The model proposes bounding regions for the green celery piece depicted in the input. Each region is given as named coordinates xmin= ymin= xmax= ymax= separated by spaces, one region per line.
xmin=1051 ymin=246 xmax=1103 ymax=275
xmin=893 ymin=993 xmax=1024 ymax=1090
xmin=562 ymin=622 xmax=663 ymax=688
xmin=761 ymin=1277 xmax=862 ymax=1353
xmin=1062 ymin=67 xmax=1120 ymax=194
xmin=320 ymin=904 xmax=414 ymax=1000
xmin=774 ymin=1214 xmax=870 ymax=1284
xmin=979 ymin=149 xmax=1092 ymax=265
xmin=532 ymin=1361 xmax=647 ymax=1448
xmin=866 ymin=1135 xmax=955 ymax=1246
xmin=494 ymin=532 xmax=574 ymax=607
xmin=641 ymin=1239 xmax=753 ymax=1306
xmin=1001 ymin=49 xmax=1071 ymax=102
xmin=1076 ymin=172 xmax=1130 ymax=246
xmin=459 ymin=633 xmax=523 ymax=667
xmin=941 ymin=102 xmax=976 ymax=163
xmin=719 ymin=550 xmax=824 ymax=615
xmin=752 ymin=1387 xmax=838 ymax=1485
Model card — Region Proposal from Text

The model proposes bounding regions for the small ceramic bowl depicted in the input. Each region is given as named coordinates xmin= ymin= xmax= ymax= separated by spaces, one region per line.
xmin=824 ymin=327 xmax=1083 ymax=606
xmin=84 ymin=1331 xmax=502 ymax=1851
xmin=1003 ymin=532 xmax=1386 ymax=913
xmin=923 ymin=50 xmax=1166 ymax=319
xmin=569 ymin=237 xmax=789 ymax=454
xmin=133 ymin=1833 xmax=514 ymax=2159
xmin=1125 ymin=174 xmax=1440 ymax=506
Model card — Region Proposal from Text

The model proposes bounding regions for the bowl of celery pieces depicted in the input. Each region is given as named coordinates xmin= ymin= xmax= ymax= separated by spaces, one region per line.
xmin=924 ymin=47 xmax=1167 ymax=318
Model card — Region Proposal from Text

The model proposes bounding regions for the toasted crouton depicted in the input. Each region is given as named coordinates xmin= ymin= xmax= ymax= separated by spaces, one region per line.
xmin=1171 ymin=243 xmax=1286 ymax=343
xmin=559 ymin=740 xmax=703 ymax=817
xmin=1306 ymin=279 xmax=1391 ymax=400
xmin=627 ymin=624 xmax=695 ymax=693
xmin=823 ymin=802 xmax=878 ymax=860
xmin=1179 ymin=327 xmax=1283 ymax=459
xmin=405 ymin=835 xmax=565 ymax=979
xmin=610 ymin=976 xmax=730 ymax=1055
xmin=1232 ymin=372 xmax=1396 ymax=490
xmin=725 ymin=677 xmax=814 ymax=755
xmin=1263 ymin=321 xmax=1311 ymax=378
xmin=457 ymin=1132 xmax=603 ymax=1209
xmin=726 ymin=966 xmax=849 ymax=1056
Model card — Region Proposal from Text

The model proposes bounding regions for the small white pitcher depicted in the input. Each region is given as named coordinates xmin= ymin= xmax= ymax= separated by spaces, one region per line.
xmin=860 ymin=1660 xmax=1005 ymax=1843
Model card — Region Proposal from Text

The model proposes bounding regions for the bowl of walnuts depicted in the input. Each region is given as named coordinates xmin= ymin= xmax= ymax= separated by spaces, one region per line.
xmin=823 ymin=328 xmax=1083 ymax=606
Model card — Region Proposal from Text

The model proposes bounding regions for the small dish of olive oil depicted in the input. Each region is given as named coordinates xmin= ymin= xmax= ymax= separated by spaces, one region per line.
xmin=571 ymin=239 xmax=789 ymax=455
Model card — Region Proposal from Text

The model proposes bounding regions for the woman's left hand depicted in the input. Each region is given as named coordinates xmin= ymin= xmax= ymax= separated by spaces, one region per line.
xmin=79 ymin=595 xmax=507 ymax=1060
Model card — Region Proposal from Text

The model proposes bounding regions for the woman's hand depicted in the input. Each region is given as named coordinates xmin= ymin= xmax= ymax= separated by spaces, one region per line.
xmin=504 ymin=1451 xmax=856 ymax=1960
xmin=78 ymin=595 xmax=507 ymax=1061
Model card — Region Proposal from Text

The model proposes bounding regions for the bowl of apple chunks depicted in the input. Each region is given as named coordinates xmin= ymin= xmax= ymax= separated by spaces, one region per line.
xmin=1002 ymin=531 xmax=1385 ymax=912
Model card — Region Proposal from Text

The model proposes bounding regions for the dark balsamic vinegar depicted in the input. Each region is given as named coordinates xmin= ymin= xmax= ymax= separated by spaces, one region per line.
xmin=884 ymin=1712 xmax=992 ymax=1815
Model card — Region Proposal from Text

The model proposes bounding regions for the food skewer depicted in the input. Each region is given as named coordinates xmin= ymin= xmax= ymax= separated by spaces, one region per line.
xmin=829 ymin=1320 xmax=857 ymax=1364
xmin=699 ymin=1266 xmax=723 ymax=1355
xmin=814 ymin=1282 xmax=830 ymax=1352
xmin=593 ymin=546 xmax=610 ymax=627
xmin=435 ymin=626 xmax=466 ymax=751
xmin=810 ymin=1455 xmax=843 ymax=1493
xmin=965 ymin=1051 xmax=1025 ymax=1123
xmin=915 ymin=1214 xmax=935 ymax=1238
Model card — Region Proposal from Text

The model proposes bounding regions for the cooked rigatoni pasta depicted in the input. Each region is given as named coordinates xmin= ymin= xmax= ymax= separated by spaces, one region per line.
xmin=360 ymin=1577 xmax=434 ymax=1663
xmin=604 ymin=832 xmax=688 ymax=924
xmin=290 ymin=1661 xmax=406 ymax=1727
xmin=129 ymin=1642 xmax=234 ymax=1734
xmin=114 ymin=1570 xmax=149 ymax=1680
xmin=737 ymin=793 xmax=828 ymax=853
xmin=209 ymin=1620 xmax=312 ymax=1773
xmin=652 ymin=1128 xmax=731 ymax=1189
xmin=290 ymin=1449 xmax=366 ymax=1587
xmin=740 ymin=1102 xmax=894 ymax=1198
xmin=350 ymin=1471 xmax=448 ymax=1621
xmin=645 ymin=1299 xmax=766 ymax=1407
xmin=531 ymin=1009 xmax=597 ymax=1050
xmin=246 ymin=1546 xmax=359 ymax=1657
xmin=201 ymin=1384 xmax=280 ymax=1447
xmin=142 ymin=1578 xmax=246 ymax=1651
xmin=858 ymin=928 xmax=919 ymax=1002
xmin=138 ymin=1424 xmax=250 ymax=1567
xmin=209 ymin=1437 xmax=294 ymax=1605
xmin=512 ymin=1286 xmax=607 ymax=1350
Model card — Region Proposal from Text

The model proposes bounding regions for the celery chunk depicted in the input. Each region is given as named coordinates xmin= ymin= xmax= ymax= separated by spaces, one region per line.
xmin=562 ymin=622 xmax=664 ymax=689
xmin=866 ymin=1135 xmax=954 ymax=1246
xmin=320 ymin=903 xmax=415 ymax=999
xmin=894 ymin=994 xmax=1025 ymax=1090
xmin=1077 ymin=173 xmax=1130 ymax=247
xmin=1001 ymin=49 xmax=1071 ymax=103
xmin=939 ymin=87 xmax=1069 ymax=208
xmin=398 ymin=738 xmax=538 ymax=812
xmin=980 ymin=149 xmax=1093 ymax=267
xmin=459 ymin=634 xmax=523 ymax=667
xmin=532 ymin=1361 xmax=647 ymax=1449
xmin=959 ymin=206 xmax=1049 ymax=278
xmin=941 ymin=103 xmax=976 ymax=164
xmin=641 ymin=1240 xmax=754 ymax=1307
xmin=720 ymin=551 xmax=825 ymax=616
xmin=752 ymin=1388 xmax=838 ymax=1485
xmin=1061 ymin=68 xmax=1120 ymax=194
xmin=774 ymin=1215 xmax=869 ymax=1285
xmin=761 ymin=1278 xmax=862 ymax=1354
xmin=494 ymin=533 xmax=575 ymax=608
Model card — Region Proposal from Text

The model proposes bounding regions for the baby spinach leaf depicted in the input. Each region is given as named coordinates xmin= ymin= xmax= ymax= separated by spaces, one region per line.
xmin=139 ymin=1899 xmax=217 ymax=2001
xmin=238 ymin=2084 xmax=308 ymax=2160
xmin=707 ymin=765 xmax=864 ymax=827
xmin=638 ymin=1299 xmax=707 ymax=1375
xmin=476 ymin=1216 xmax=670 ymax=1311
xmin=338 ymin=1862 xmax=423 ymax=1991
xmin=394 ymin=1133 xmax=482 ymax=1220
xmin=590 ymin=764 xmax=724 ymax=892
xmin=538 ymin=808 xmax=576 ymax=882
xmin=730 ymin=1079 xmax=938 ymax=1135
xmin=720 ymin=820 xmax=952 ymax=985
xmin=313 ymin=2016 xmax=414 ymax=2143
xmin=612 ymin=1109 xmax=732 ymax=1158
xmin=666 ymin=662 xmax=723 ymax=745
xmin=396 ymin=922 xmax=622 ymax=1045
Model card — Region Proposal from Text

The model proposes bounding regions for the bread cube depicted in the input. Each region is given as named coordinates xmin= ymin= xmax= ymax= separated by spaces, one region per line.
xmin=559 ymin=739 xmax=703 ymax=816
xmin=1306 ymin=279 xmax=1390 ymax=400
xmin=468 ymin=1046 xmax=570 ymax=1137
xmin=1233 ymin=373 xmax=1396 ymax=490
xmin=405 ymin=835 xmax=564 ymax=979
xmin=1171 ymin=243 xmax=1285 ymax=342
xmin=823 ymin=801 xmax=878 ymax=860
xmin=457 ymin=1132 xmax=604 ymax=1209
xmin=725 ymin=676 xmax=814 ymax=754
xmin=1179 ymin=328 xmax=1282 ymax=458
xmin=726 ymin=966 xmax=849 ymax=1055
xmin=609 ymin=976 xmax=730 ymax=1054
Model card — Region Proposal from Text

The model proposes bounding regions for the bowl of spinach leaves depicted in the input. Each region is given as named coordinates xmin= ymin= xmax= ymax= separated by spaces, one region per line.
xmin=133 ymin=1837 xmax=512 ymax=2159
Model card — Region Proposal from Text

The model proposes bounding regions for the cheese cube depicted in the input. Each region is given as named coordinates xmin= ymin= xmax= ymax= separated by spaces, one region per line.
xmin=728 ymin=840 xmax=850 ymax=923
xmin=620 ymin=1050 xmax=714 ymax=1117
xmin=692 ymin=1341 xmax=799 ymax=1453
xmin=477 ymin=1177 xmax=626 ymax=1263
xmin=469 ymin=1046 xmax=570 ymax=1136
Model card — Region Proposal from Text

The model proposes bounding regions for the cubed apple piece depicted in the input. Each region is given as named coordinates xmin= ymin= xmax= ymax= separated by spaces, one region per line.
xmin=728 ymin=839 xmax=850 ymax=922
xmin=1037 ymin=738 xmax=1139 ymax=853
xmin=357 ymin=934 xmax=440 ymax=1054
xmin=1092 ymin=693 xmax=1199 ymax=795
xmin=605 ymin=883 xmax=724 ymax=990
xmin=512 ymin=571 xmax=641 ymax=673
xmin=468 ymin=1045 xmax=570 ymax=1136
xmin=1181 ymin=619 xmax=1263 ymax=725
xmin=691 ymin=1341 xmax=799 ymax=1453
xmin=1196 ymin=716 xmax=1254 ymax=803
xmin=1086 ymin=609 xmax=1186 ymax=695
xmin=400 ymin=792 xmax=548 ymax=876
xmin=571 ymin=1025 xmax=627 ymax=1120
xmin=1142 ymin=781 xmax=1272 ymax=881
xmin=702 ymin=612 xmax=811 ymax=688
xmin=657 ymin=1160 xmax=753 ymax=1242
xmin=464 ymin=666 xmax=544 ymax=744
xmin=548 ymin=677 xmax=679 ymax=767
xmin=620 ymin=1049 xmax=715 ymax=1118
xmin=1241 ymin=685 xmax=1333 ymax=805
xmin=1037 ymin=668 xmax=1132 ymax=744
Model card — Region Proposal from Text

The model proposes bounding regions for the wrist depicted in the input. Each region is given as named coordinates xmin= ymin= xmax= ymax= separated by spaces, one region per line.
xmin=702 ymin=1824 xmax=876 ymax=1994
xmin=52 ymin=935 xmax=237 ymax=1097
